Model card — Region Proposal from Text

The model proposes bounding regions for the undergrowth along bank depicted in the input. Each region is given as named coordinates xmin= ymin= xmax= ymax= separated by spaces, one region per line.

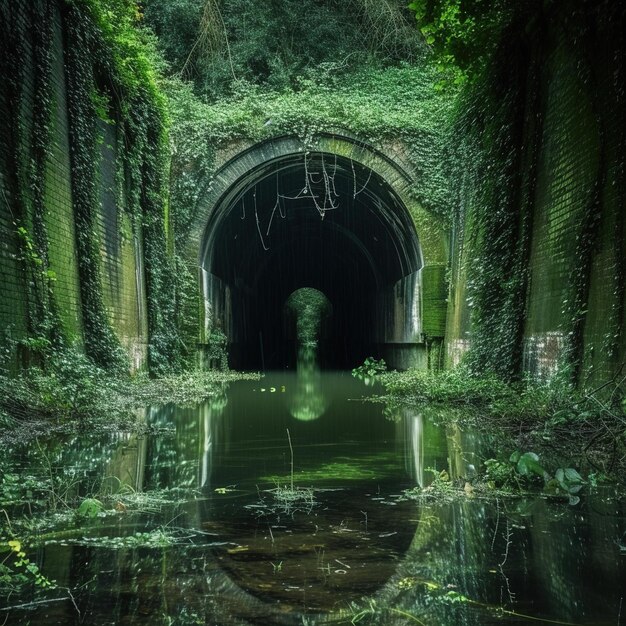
xmin=0 ymin=344 xmax=258 ymax=439
xmin=376 ymin=366 xmax=626 ymax=482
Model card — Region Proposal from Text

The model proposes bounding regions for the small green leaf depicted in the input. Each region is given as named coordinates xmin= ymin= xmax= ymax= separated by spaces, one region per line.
xmin=77 ymin=498 xmax=103 ymax=518
xmin=564 ymin=468 xmax=583 ymax=484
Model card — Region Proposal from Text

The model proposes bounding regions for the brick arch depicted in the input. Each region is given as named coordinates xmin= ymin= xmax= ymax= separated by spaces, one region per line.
xmin=182 ymin=133 xmax=449 ymax=370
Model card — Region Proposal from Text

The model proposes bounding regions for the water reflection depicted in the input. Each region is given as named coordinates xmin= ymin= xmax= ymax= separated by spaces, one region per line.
xmin=287 ymin=347 xmax=329 ymax=421
xmin=405 ymin=409 xmax=424 ymax=487
xmin=2 ymin=374 xmax=626 ymax=626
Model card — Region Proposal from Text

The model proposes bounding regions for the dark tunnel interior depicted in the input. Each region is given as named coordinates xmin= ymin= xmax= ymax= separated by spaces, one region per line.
xmin=201 ymin=153 xmax=422 ymax=370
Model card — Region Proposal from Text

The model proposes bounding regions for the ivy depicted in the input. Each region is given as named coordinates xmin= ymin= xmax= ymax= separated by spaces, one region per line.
xmin=407 ymin=0 xmax=516 ymax=85
xmin=434 ymin=6 xmax=547 ymax=381
xmin=62 ymin=0 xmax=177 ymax=374
xmin=64 ymin=4 xmax=127 ymax=371
xmin=1 ymin=1 xmax=64 ymax=363
xmin=166 ymin=62 xmax=456 ymax=246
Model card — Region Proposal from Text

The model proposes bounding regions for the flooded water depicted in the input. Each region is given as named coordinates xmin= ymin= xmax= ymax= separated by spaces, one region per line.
xmin=1 ymin=371 xmax=625 ymax=625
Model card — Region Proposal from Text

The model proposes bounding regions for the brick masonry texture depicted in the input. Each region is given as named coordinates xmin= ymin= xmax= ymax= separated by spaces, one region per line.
xmin=445 ymin=9 xmax=626 ymax=386
xmin=0 ymin=1 xmax=148 ymax=369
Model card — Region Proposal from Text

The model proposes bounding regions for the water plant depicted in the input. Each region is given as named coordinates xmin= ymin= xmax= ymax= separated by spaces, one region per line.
xmin=352 ymin=357 xmax=388 ymax=386
xmin=247 ymin=429 xmax=317 ymax=518
xmin=379 ymin=366 xmax=626 ymax=482
xmin=0 ymin=538 xmax=56 ymax=595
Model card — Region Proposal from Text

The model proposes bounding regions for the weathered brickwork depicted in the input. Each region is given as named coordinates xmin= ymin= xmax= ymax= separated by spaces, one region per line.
xmin=95 ymin=121 xmax=148 ymax=368
xmin=525 ymin=17 xmax=625 ymax=386
xmin=0 ymin=1 xmax=148 ymax=370
xmin=0 ymin=3 xmax=31 ymax=351
xmin=44 ymin=5 xmax=83 ymax=341
xmin=445 ymin=8 xmax=626 ymax=387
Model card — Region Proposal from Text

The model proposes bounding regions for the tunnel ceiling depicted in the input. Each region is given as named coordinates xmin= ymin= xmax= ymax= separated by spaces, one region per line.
xmin=201 ymin=152 xmax=423 ymax=369
xmin=203 ymin=153 xmax=421 ymax=287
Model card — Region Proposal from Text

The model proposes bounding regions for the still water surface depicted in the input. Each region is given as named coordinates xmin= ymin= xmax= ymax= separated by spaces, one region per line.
xmin=2 ymin=371 xmax=625 ymax=625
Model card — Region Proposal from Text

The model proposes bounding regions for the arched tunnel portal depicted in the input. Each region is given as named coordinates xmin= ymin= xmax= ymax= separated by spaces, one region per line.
xmin=190 ymin=136 xmax=448 ymax=370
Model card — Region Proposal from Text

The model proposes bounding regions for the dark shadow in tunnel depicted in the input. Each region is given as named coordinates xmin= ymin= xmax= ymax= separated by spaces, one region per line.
xmin=201 ymin=152 xmax=422 ymax=370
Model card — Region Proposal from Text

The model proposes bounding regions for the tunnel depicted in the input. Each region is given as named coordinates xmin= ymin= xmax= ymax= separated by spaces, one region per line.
xmin=199 ymin=146 xmax=424 ymax=371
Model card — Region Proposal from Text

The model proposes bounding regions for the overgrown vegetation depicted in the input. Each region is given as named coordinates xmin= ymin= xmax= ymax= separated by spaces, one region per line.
xmin=412 ymin=0 xmax=626 ymax=383
xmin=144 ymin=0 xmax=425 ymax=98
xmin=0 ymin=333 xmax=257 ymax=438
xmin=374 ymin=366 xmax=626 ymax=483
xmin=165 ymin=60 xmax=455 ymax=248
xmin=1 ymin=0 xmax=186 ymax=376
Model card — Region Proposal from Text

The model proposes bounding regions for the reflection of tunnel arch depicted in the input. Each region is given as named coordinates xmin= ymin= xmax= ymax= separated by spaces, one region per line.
xmin=188 ymin=134 xmax=448 ymax=370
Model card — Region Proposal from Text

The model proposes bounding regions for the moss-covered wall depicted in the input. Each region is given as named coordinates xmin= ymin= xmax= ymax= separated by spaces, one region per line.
xmin=0 ymin=3 xmax=30 ymax=356
xmin=0 ymin=0 xmax=151 ymax=371
xmin=95 ymin=120 xmax=149 ymax=370
xmin=43 ymin=3 xmax=84 ymax=342
xmin=445 ymin=3 xmax=625 ymax=387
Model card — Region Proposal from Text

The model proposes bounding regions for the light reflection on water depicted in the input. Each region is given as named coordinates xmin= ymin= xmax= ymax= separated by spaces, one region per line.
xmin=1 ymin=372 xmax=625 ymax=625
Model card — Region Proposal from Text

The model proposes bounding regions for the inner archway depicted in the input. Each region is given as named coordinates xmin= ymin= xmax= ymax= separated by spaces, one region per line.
xmin=285 ymin=287 xmax=332 ymax=368
xmin=195 ymin=136 xmax=446 ymax=371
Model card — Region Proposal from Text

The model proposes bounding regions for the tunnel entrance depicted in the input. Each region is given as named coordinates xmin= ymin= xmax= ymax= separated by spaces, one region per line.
xmin=285 ymin=287 xmax=332 ymax=368
xmin=200 ymin=147 xmax=424 ymax=370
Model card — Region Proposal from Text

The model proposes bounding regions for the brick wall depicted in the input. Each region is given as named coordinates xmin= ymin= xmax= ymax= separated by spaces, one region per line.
xmin=0 ymin=2 xmax=31 ymax=354
xmin=445 ymin=5 xmax=626 ymax=387
xmin=0 ymin=1 xmax=148 ymax=370
xmin=95 ymin=120 xmax=148 ymax=369
xmin=44 ymin=3 xmax=83 ymax=342
xmin=523 ymin=27 xmax=601 ymax=379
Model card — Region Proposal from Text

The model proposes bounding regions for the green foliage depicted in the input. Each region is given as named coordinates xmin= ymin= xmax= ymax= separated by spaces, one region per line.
xmin=486 ymin=451 xmax=585 ymax=505
xmin=382 ymin=367 xmax=626 ymax=480
xmin=167 ymin=63 xmax=450 ymax=146
xmin=0 ymin=539 xmax=56 ymax=594
xmin=143 ymin=0 xmax=205 ymax=74
xmin=145 ymin=0 xmax=424 ymax=98
xmin=0 ymin=470 xmax=50 ymax=508
xmin=352 ymin=357 xmax=388 ymax=380
xmin=205 ymin=328 xmax=228 ymax=370
xmin=166 ymin=61 xmax=455 ymax=255
xmin=509 ymin=451 xmax=546 ymax=479
xmin=405 ymin=448 xmax=585 ymax=504
xmin=76 ymin=497 xmax=104 ymax=518
xmin=407 ymin=0 xmax=515 ymax=84
xmin=50 ymin=0 xmax=182 ymax=374
xmin=380 ymin=367 xmax=511 ymax=405
xmin=0 ymin=345 xmax=110 ymax=422
xmin=2 ymin=0 xmax=64 ymax=356
xmin=0 ymin=362 xmax=257 ymax=435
